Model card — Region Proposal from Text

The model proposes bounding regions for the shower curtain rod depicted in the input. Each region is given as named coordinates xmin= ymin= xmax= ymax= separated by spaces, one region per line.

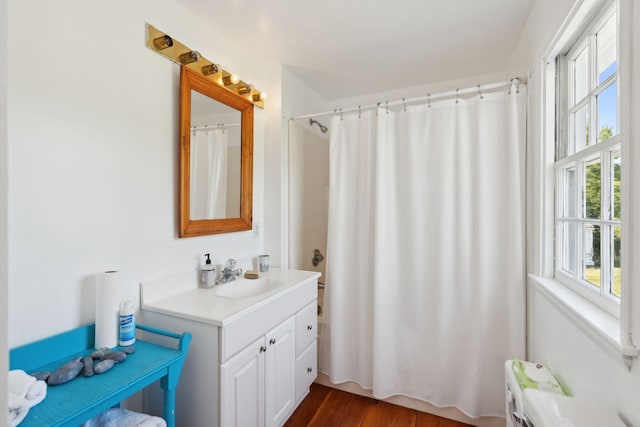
xmin=191 ymin=123 xmax=241 ymax=132
xmin=291 ymin=78 xmax=524 ymax=121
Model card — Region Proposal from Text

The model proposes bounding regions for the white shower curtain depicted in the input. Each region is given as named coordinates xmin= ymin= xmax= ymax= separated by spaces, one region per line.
xmin=190 ymin=129 xmax=228 ymax=219
xmin=320 ymin=86 xmax=526 ymax=418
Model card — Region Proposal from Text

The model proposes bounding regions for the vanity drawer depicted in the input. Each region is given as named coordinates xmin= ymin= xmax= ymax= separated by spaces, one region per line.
xmin=295 ymin=300 xmax=317 ymax=355
xmin=295 ymin=340 xmax=317 ymax=404
xmin=220 ymin=280 xmax=316 ymax=362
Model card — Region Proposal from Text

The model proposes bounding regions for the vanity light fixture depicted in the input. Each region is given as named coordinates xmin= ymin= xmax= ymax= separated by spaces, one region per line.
xmin=223 ymin=74 xmax=240 ymax=86
xmin=179 ymin=51 xmax=201 ymax=65
xmin=146 ymin=23 xmax=264 ymax=108
xmin=201 ymin=63 xmax=220 ymax=76
xmin=237 ymin=84 xmax=253 ymax=95
xmin=152 ymin=35 xmax=173 ymax=50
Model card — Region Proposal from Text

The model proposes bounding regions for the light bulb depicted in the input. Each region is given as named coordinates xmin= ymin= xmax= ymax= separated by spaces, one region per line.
xmin=202 ymin=63 xmax=219 ymax=76
xmin=238 ymin=84 xmax=253 ymax=95
xmin=152 ymin=35 xmax=173 ymax=50
xmin=223 ymin=74 xmax=240 ymax=86
xmin=178 ymin=51 xmax=201 ymax=64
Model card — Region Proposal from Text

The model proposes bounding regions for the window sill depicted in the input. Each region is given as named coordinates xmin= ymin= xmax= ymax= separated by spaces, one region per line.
xmin=528 ymin=274 xmax=623 ymax=356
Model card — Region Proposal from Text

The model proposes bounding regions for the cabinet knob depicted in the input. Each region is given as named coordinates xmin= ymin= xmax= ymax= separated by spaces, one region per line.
xmin=307 ymin=325 xmax=313 ymax=331
xmin=307 ymin=367 xmax=313 ymax=373
xmin=269 ymin=338 xmax=276 ymax=345
xmin=259 ymin=345 xmax=267 ymax=353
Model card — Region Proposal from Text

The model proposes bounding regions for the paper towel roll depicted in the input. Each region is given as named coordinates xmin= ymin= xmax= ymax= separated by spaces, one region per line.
xmin=95 ymin=270 xmax=120 ymax=349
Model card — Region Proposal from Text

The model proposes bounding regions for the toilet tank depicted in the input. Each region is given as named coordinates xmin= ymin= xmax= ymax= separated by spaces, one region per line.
xmin=505 ymin=359 xmax=625 ymax=427
xmin=524 ymin=388 xmax=625 ymax=427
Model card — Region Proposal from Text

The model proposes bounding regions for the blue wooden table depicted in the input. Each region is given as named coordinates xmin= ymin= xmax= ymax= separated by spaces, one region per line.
xmin=9 ymin=324 xmax=191 ymax=427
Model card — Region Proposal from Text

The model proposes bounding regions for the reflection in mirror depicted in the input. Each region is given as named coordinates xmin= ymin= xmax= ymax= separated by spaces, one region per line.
xmin=179 ymin=66 xmax=253 ymax=237
xmin=190 ymin=91 xmax=241 ymax=220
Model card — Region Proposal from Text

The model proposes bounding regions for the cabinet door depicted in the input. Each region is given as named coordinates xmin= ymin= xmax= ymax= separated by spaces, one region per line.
xmin=265 ymin=316 xmax=296 ymax=427
xmin=221 ymin=336 xmax=266 ymax=427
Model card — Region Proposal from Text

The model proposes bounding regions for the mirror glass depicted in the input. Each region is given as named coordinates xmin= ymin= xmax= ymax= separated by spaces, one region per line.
xmin=190 ymin=91 xmax=241 ymax=220
xmin=179 ymin=66 xmax=253 ymax=237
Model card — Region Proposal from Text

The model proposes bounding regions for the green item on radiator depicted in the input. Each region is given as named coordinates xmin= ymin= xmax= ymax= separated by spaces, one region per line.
xmin=512 ymin=357 xmax=566 ymax=395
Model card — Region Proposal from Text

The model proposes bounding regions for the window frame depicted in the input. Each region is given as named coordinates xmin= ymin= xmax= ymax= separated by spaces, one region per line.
xmin=553 ymin=1 xmax=621 ymax=318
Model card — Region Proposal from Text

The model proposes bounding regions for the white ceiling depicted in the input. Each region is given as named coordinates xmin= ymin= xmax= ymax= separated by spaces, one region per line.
xmin=178 ymin=0 xmax=535 ymax=101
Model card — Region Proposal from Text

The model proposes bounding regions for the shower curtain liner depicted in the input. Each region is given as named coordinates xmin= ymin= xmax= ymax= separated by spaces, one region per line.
xmin=319 ymin=83 xmax=527 ymax=419
xmin=190 ymin=128 xmax=228 ymax=219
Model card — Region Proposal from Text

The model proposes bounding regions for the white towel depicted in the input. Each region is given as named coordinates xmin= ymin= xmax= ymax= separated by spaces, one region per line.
xmin=8 ymin=370 xmax=47 ymax=406
xmin=82 ymin=408 xmax=167 ymax=427
xmin=8 ymin=392 xmax=29 ymax=427
xmin=7 ymin=370 xmax=47 ymax=426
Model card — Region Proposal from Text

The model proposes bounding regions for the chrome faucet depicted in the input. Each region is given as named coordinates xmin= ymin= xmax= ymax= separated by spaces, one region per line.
xmin=216 ymin=258 xmax=243 ymax=285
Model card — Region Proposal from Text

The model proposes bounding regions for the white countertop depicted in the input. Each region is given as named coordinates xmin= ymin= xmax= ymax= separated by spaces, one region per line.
xmin=140 ymin=268 xmax=321 ymax=327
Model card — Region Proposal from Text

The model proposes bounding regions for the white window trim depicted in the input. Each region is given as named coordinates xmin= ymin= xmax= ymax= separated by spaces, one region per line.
xmin=554 ymin=1 xmax=620 ymax=317
xmin=554 ymin=142 xmax=621 ymax=317
xmin=532 ymin=0 xmax=637 ymax=361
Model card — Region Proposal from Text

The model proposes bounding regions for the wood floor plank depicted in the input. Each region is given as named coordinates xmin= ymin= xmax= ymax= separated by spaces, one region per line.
xmin=360 ymin=400 xmax=418 ymax=427
xmin=287 ymin=384 xmax=474 ymax=427
xmin=284 ymin=384 xmax=332 ymax=427
xmin=416 ymin=411 xmax=473 ymax=427
xmin=307 ymin=387 xmax=374 ymax=426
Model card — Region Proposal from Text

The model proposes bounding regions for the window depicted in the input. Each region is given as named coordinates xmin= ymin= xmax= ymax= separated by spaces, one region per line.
xmin=555 ymin=2 xmax=620 ymax=315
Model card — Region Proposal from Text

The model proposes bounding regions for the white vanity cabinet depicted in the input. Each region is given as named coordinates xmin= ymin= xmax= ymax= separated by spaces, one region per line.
xmin=140 ymin=269 xmax=320 ymax=427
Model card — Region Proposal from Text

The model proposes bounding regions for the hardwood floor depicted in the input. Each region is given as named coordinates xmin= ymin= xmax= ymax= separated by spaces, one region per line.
xmin=285 ymin=384 xmax=473 ymax=427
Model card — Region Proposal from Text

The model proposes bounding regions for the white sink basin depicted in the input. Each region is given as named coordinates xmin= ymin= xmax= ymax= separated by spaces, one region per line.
xmin=215 ymin=277 xmax=282 ymax=298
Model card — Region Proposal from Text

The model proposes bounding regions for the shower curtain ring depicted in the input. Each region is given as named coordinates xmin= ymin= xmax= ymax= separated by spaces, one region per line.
xmin=478 ymin=84 xmax=483 ymax=100
xmin=339 ymin=108 xmax=343 ymax=121
xmin=386 ymin=100 xmax=389 ymax=115
xmin=403 ymin=98 xmax=406 ymax=112
xmin=456 ymin=89 xmax=459 ymax=104
xmin=428 ymin=93 xmax=431 ymax=108
xmin=358 ymin=105 xmax=361 ymax=119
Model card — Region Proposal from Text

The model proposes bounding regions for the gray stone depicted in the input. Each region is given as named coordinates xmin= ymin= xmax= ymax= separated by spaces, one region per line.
xmin=82 ymin=356 xmax=94 ymax=377
xmin=101 ymin=351 xmax=126 ymax=363
xmin=93 ymin=359 xmax=115 ymax=374
xmin=122 ymin=346 xmax=135 ymax=354
xmin=31 ymin=371 xmax=51 ymax=382
xmin=91 ymin=347 xmax=111 ymax=359
xmin=47 ymin=359 xmax=83 ymax=386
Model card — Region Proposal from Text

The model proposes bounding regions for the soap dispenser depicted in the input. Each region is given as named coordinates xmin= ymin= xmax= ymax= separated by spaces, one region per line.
xmin=201 ymin=253 xmax=216 ymax=288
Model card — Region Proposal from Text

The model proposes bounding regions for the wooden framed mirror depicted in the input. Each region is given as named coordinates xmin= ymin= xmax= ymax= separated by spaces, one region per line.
xmin=179 ymin=66 xmax=253 ymax=237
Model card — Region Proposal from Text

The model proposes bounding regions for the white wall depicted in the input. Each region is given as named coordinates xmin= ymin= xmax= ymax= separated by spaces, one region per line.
xmin=7 ymin=0 xmax=280 ymax=347
xmin=630 ymin=0 xmax=640 ymax=359
xmin=506 ymin=0 xmax=576 ymax=76
xmin=288 ymin=122 xmax=329 ymax=279
xmin=278 ymin=67 xmax=331 ymax=269
xmin=261 ymin=62 xmax=283 ymax=267
xmin=282 ymin=67 xmax=331 ymax=119
xmin=512 ymin=0 xmax=640 ymax=425
xmin=1 ymin=0 xmax=9 ymax=423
